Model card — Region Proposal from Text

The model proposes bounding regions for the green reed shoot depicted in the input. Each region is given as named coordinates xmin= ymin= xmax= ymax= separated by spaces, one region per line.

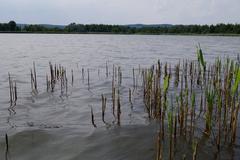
xmin=197 ymin=44 xmax=206 ymax=72
xmin=231 ymin=67 xmax=240 ymax=95
xmin=205 ymin=89 xmax=215 ymax=135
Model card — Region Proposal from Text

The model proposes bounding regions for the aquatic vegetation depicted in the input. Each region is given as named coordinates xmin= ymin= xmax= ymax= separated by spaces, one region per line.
xmin=197 ymin=44 xmax=206 ymax=72
xmin=8 ymin=73 xmax=17 ymax=107
xmin=232 ymin=67 xmax=240 ymax=95
xmin=30 ymin=62 xmax=38 ymax=94
xmin=90 ymin=106 xmax=97 ymax=128
xmin=204 ymin=89 xmax=215 ymax=135
xmin=5 ymin=134 xmax=8 ymax=152
xmin=3 ymin=46 xmax=240 ymax=160
xmin=192 ymin=140 xmax=198 ymax=160
xmin=101 ymin=94 xmax=107 ymax=123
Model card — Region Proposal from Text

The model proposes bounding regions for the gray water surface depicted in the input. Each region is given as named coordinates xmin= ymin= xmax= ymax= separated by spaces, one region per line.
xmin=0 ymin=34 xmax=240 ymax=160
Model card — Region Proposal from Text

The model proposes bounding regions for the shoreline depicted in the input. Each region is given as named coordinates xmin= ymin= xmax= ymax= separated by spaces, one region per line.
xmin=0 ymin=31 xmax=240 ymax=37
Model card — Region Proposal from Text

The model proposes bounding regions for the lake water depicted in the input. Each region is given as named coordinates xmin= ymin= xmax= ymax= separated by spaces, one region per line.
xmin=0 ymin=34 xmax=240 ymax=160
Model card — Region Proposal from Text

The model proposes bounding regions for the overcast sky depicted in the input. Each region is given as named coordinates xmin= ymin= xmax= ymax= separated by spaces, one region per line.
xmin=0 ymin=0 xmax=239 ymax=25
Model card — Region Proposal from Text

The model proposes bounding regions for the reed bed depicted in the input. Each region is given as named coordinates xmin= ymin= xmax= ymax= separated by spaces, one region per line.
xmin=46 ymin=62 xmax=69 ymax=96
xmin=141 ymin=48 xmax=240 ymax=160
xmin=3 ymin=47 xmax=240 ymax=160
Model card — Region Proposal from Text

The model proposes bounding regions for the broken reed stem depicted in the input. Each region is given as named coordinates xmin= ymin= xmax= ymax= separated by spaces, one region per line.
xmin=101 ymin=94 xmax=107 ymax=123
xmin=174 ymin=115 xmax=177 ymax=146
xmin=8 ymin=73 xmax=17 ymax=106
xmin=14 ymin=81 xmax=17 ymax=103
xmin=98 ymin=69 xmax=100 ymax=77
xmin=118 ymin=66 xmax=122 ymax=85
xmin=133 ymin=68 xmax=135 ymax=89
xmin=71 ymin=69 xmax=74 ymax=86
xmin=106 ymin=62 xmax=108 ymax=77
xmin=112 ymin=87 xmax=116 ymax=116
xmin=60 ymin=72 xmax=63 ymax=94
xmin=231 ymin=102 xmax=240 ymax=144
xmin=49 ymin=62 xmax=55 ymax=92
xmin=82 ymin=68 xmax=84 ymax=81
xmin=30 ymin=62 xmax=38 ymax=94
xmin=156 ymin=131 xmax=163 ymax=160
xmin=192 ymin=140 xmax=198 ymax=160
xmin=46 ymin=74 xmax=49 ymax=92
xmin=65 ymin=75 xmax=68 ymax=95
xmin=8 ymin=73 xmax=12 ymax=106
xmin=91 ymin=106 xmax=97 ymax=128
xmin=5 ymin=134 xmax=9 ymax=152
xmin=128 ymin=88 xmax=132 ymax=103
xmin=112 ymin=65 xmax=116 ymax=116
xmin=30 ymin=69 xmax=33 ymax=91
xmin=87 ymin=68 xmax=90 ymax=89
xmin=129 ymin=88 xmax=132 ymax=107
xmin=117 ymin=89 xmax=121 ymax=126
xmin=33 ymin=62 xmax=37 ymax=92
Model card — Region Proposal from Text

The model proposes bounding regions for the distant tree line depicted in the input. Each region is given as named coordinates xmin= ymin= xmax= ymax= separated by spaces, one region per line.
xmin=23 ymin=24 xmax=62 ymax=32
xmin=64 ymin=23 xmax=131 ymax=33
xmin=62 ymin=23 xmax=240 ymax=34
xmin=1 ymin=21 xmax=240 ymax=34
xmin=136 ymin=24 xmax=240 ymax=34
xmin=0 ymin=21 xmax=20 ymax=31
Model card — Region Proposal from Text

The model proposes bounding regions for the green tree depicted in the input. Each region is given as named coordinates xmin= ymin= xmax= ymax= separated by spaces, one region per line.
xmin=8 ymin=21 xmax=17 ymax=31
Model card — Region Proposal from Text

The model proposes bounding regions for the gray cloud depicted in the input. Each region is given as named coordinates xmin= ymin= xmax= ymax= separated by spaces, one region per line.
xmin=0 ymin=0 xmax=239 ymax=24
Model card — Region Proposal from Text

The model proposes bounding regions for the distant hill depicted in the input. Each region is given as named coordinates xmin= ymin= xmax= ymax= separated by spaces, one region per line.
xmin=127 ymin=24 xmax=173 ymax=28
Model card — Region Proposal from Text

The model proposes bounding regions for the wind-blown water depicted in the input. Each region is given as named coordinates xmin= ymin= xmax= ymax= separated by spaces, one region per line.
xmin=0 ymin=34 xmax=240 ymax=160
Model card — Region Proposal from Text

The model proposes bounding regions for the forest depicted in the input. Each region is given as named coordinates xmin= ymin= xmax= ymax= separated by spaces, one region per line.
xmin=1 ymin=21 xmax=240 ymax=34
